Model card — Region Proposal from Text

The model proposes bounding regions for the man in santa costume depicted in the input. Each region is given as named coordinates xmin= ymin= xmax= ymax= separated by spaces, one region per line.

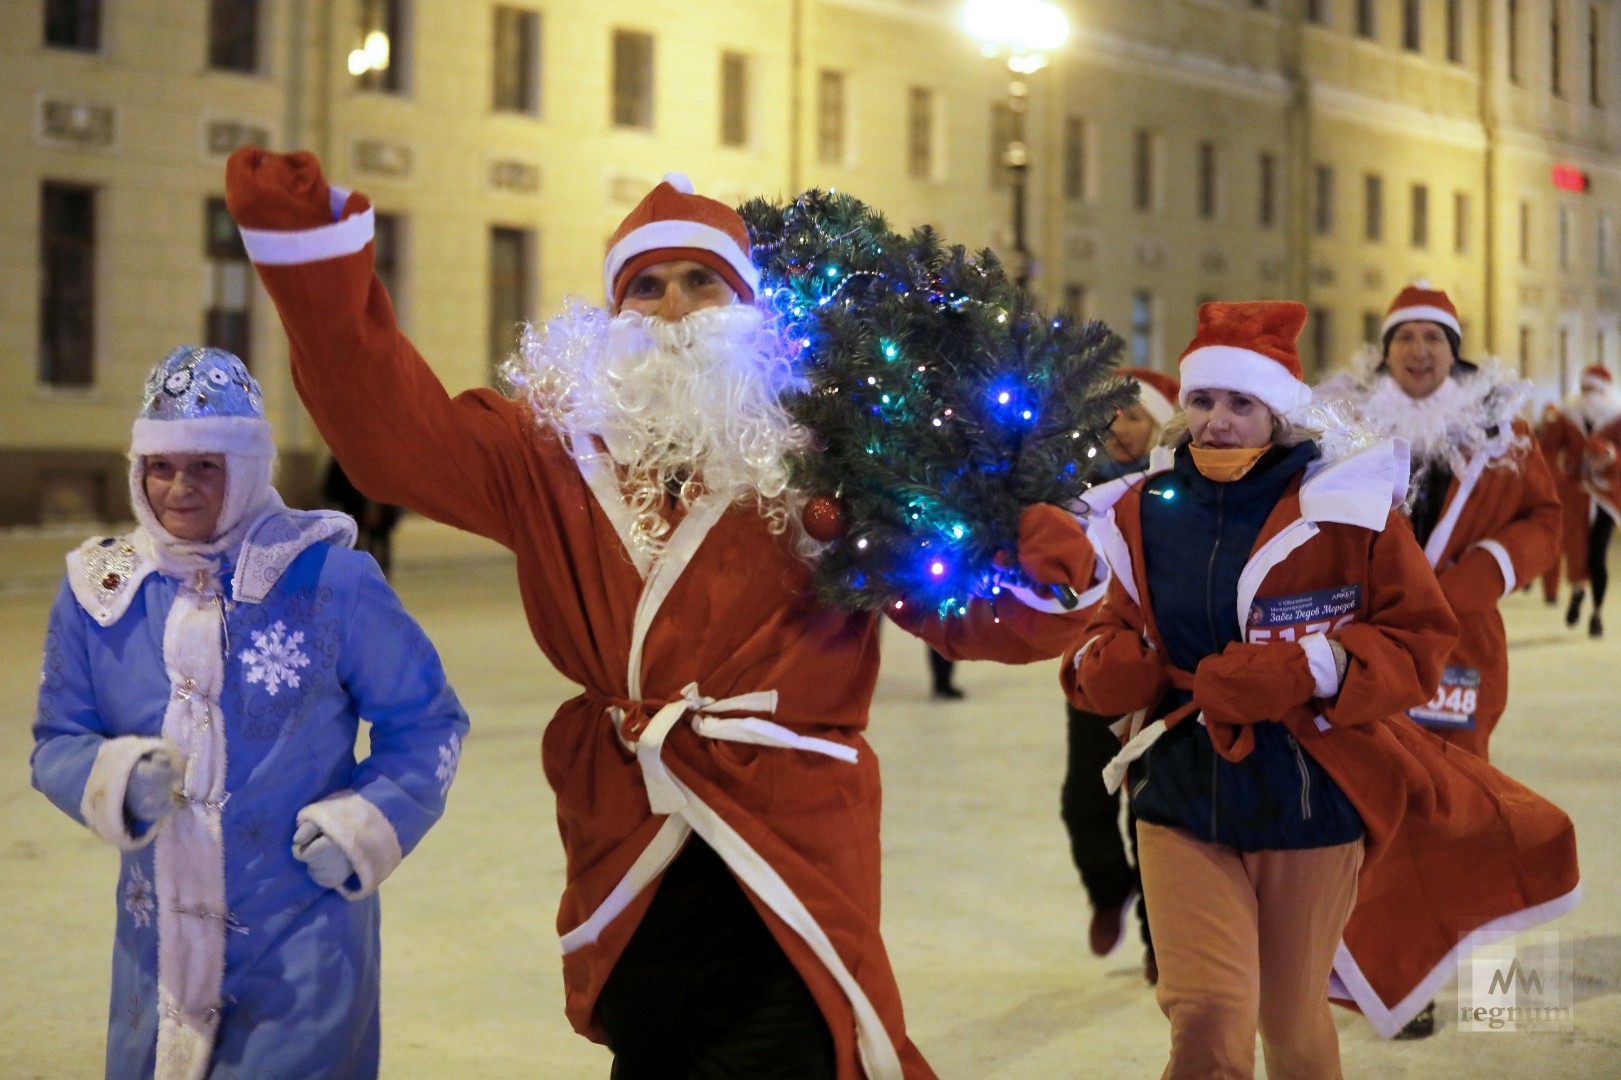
xmin=1542 ymin=364 xmax=1621 ymax=636
xmin=225 ymin=148 xmax=1098 ymax=1079
xmin=1316 ymin=283 xmax=1561 ymax=761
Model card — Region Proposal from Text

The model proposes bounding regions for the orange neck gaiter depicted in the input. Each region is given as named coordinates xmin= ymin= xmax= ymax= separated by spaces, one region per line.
xmin=1188 ymin=444 xmax=1272 ymax=482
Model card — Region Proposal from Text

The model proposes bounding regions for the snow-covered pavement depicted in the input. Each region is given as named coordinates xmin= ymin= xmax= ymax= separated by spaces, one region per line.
xmin=3 ymin=520 xmax=1616 ymax=1078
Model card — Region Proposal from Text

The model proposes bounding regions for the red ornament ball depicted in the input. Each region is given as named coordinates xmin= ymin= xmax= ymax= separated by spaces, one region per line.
xmin=802 ymin=495 xmax=848 ymax=541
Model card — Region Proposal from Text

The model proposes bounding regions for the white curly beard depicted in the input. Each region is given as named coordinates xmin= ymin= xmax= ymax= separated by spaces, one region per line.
xmin=503 ymin=301 xmax=818 ymax=560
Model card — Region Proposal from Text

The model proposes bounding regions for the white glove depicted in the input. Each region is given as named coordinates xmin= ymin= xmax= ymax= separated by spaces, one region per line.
xmin=125 ymin=749 xmax=183 ymax=824
xmin=292 ymin=819 xmax=355 ymax=890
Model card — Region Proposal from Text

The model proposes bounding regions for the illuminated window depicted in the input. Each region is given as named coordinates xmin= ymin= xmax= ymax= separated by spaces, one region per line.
xmin=209 ymin=0 xmax=260 ymax=72
xmin=1259 ymin=152 xmax=1277 ymax=229
xmin=488 ymin=227 xmax=534 ymax=385
xmin=1402 ymin=0 xmax=1421 ymax=51
xmin=1313 ymin=164 xmax=1335 ymax=236
xmin=611 ymin=29 xmax=654 ymax=129
xmin=816 ymin=70 xmax=847 ymax=165
xmin=493 ymin=7 xmax=541 ymax=114
xmin=354 ymin=0 xmax=407 ymax=94
xmin=44 ymin=0 xmax=100 ymax=51
xmin=1364 ymin=173 xmax=1384 ymax=242
xmin=1197 ymin=141 xmax=1218 ymax=220
xmin=722 ymin=52 xmax=751 ymax=148
xmin=906 ymin=86 xmax=935 ymax=179
xmin=204 ymin=198 xmax=251 ymax=366
xmin=39 ymin=182 xmax=96 ymax=387
xmin=1410 ymin=184 xmax=1429 ymax=248
xmin=1063 ymin=116 xmax=1090 ymax=201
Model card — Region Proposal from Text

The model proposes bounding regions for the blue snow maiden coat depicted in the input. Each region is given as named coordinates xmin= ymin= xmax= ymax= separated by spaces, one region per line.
xmin=32 ymin=510 xmax=469 ymax=1080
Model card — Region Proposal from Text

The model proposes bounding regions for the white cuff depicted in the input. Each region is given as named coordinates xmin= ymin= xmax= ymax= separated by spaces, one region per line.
xmin=1473 ymin=538 xmax=1518 ymax=597
xmin=238 ymin=203 xmax=375 ymax=266
xmin=295 ymin=790 xmax=402 ymax=900
xmin=80 ymin=735 xmax=176 ymax=851
xmin=1299 ymin=632 xmax=1343 ymax=699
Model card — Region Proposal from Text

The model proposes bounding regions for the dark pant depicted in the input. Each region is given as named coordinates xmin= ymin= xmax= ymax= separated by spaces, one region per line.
xmin=927 ymin=647 xmax=956 ymax=691
xmin=1590 ymin=513 xmax=1615 ymax=612
xmin=595 ymin=840 xmax=836 ymax=1080
xmin=1061 ymin=704 xmax=1151 ymax=946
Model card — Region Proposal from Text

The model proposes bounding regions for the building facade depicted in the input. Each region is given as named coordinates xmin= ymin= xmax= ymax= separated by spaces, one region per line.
xmin=3 ymin=0 xmax=1617 ymax=525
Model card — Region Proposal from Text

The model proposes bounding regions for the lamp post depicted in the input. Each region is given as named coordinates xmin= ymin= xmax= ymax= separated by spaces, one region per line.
xmin=964 ymin=0 xmax=1069 ymax=294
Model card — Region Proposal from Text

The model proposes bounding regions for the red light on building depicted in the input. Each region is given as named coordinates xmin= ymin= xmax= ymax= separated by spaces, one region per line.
xmin=1551 ymin=164 xmax=1588 ymax=192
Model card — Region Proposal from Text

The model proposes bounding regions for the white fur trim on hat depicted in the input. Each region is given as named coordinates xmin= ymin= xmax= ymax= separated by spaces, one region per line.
xmin=603 ymin=219 xmax=761 ymax=301
xmin=1179 ymin=346 xmax=1314 ymax=418
xmin=1381 ymin=304 xmax=1461 ymax=339
xmin=131 ymin=416 xmax=275 ymax=459
xmin=1135 ymin=383 xmax=1176 ymax=427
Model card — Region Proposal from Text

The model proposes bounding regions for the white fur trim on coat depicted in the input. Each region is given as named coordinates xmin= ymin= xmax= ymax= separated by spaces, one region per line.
xmin=1299 ymin=632 xmax=1343 ymax=699
xmin=295 ymin=791 xmax=403 ymax=900
xmin=81 ymin=735 xmax=177 ymax=850
xmin=1179 ymin=346 xmax=1315 ymax=418
xmin=1473 ymin=538 xmax=1517 ymax=596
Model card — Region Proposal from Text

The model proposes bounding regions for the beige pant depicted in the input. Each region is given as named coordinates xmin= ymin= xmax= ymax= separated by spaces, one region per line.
xmin=1137 ymin=821 xmax=1364 ymax=1080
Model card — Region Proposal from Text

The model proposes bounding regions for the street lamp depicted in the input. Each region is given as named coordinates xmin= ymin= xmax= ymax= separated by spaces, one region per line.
xmin=963 ymin=0 xmax=1070 ymax=293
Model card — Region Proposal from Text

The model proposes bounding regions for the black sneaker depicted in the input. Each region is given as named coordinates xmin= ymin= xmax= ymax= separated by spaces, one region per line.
xmin=932 ymin=684 xmax=965 ymax=700
xmin=1567 ymin=590 xmax=1586 ymax=627
xmin=1394 ymin=1000 xmax=1436 ymax=1040
xmin=1590 ymin=613 xmax=1604 ymax=639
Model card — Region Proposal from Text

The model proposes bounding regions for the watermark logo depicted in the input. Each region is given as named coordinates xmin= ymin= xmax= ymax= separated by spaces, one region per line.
xmin=1457 ymin=930 xmax=1573 ymax=1033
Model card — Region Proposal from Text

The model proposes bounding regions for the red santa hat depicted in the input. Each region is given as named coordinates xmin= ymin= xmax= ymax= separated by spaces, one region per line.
xmin=1123 ymin=367 xmax=1179 ymax=427
xmin=1381 ymin=281 xmax=1461 ymax=339
xmin=604 ymin=173 xmax=759 ymax=308
xmin=1177 ymin=301 xmax=1314 ymax=418
xmin=1580 ymin=364 xmax=1614 ymax=392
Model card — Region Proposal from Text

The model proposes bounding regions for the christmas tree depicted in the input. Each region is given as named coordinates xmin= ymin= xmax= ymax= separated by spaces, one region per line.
xmin=738 ymin=189 xmax=1133 ymax=616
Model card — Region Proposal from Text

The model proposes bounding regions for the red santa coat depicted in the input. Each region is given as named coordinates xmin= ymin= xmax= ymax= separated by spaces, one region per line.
xmin=226 ymin=151 xmax=1095 ymax=1080
xmin=1586 ymin=415 xmax=1621 ymax=524
xmin=1412 ymin=420 xmax=1560 ymax=758
xmin=1062 ymin=443 xmax=1579 ymax=1037
xmin=1537 ymin=408 xmax=1592 ymax=587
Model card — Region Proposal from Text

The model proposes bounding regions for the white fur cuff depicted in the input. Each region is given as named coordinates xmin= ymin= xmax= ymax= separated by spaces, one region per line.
xmin=81 ymin=735 xmax=177 ymax=850
xmin=295 ymin=791 xmax=402 ymax=900
xmin=1473 ymin=539 xmax=1517 ymax=597
xmin=1299 ymin=632 xmax=1343 ymax=699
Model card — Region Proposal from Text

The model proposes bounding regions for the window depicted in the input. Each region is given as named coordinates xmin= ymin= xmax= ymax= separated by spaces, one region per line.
xmin=1364 ymin=173 xmax=1384 ymax=242
xmin=1454 ymin=190 xmax=1471 ymax=254
xmin=208 ymin=0 xmax=260 ymax=72
xmin=1402 ymin=0 xmax=1421 ymax=50
xmin=1508 ymin=0 xmax=1521 ymax=82
xmin=1197 ymin=141 xmax=1218 ymax=220
xmin=488 ymin=227 xmax=534 ymax=384
xmin=1446 ymin=0 xmax=1464 ymax=61
xmin=1411 ymin=184 xmax=1429 ymax=248
xmin=1552 ymin=3 xmax=1564 ymax=96
xmin=1363 ymin=310 xmax=1383 ymax=346
xmin=990 ymin=103 xmax=1018 ymax=189
xmin=1356 ymin=0 xmax=1377 ymax=39
xmin=1519 ymin=325 xmax=1532 ymax=368
xmin=906 ymin=86 xmax=935 ymax=179
xmin=1259 ymin=152 xmax=1277 ymax=229
xmin=44 ymin=0 xmax=100 ymax=50
xmin=1132 ymin=128 xmax=1156 ymax=213
xmin=1062 ymin=284 xmax=1088 ymax=322
xmin=1520 ymin=199 xmax=1533 ymax=264
xmin=721 ymin=52 xmax=751 ymax=148
xmin=1311 ymin=307 xmax=1333 ymax=376
xmin=493 ymin=7 xmax=541 ymax=114
xmin=373 ymin=213 xmax=405 ymax=320
xmin=1590 ymin=5 xmax=1604 ymax=106
xmin=1313 ymin=164 xmax=1335 ymax=236
xmin=204 ymin=198 xmax=252 ymax=365
xmin=1599 ymin=209 xmax=1613 ymax=274
xmin=1063 ymin=116 xmax=1089 ymax=201
xmin=1559 ymin=204 xmax=1573 ymax=269
xmin=39 ymin=182 xmax=96 ymax=387
xmin=1306 ymin=0 xmax=1327 ymax=25
xmin=611 ymin=29 xmax=654 ymax=129
xmin=816 ymin=70 xmax=846 ymax=165
xmin=1131 ymin=291 xmax=1154 ymax=367
xmin=354 ymin=0 xmax=407 ymax=94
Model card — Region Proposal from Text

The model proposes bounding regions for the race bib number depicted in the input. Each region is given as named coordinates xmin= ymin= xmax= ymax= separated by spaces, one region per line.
xmin=1409 ymin=665 xmax=1480 ymax=730
xmin=1245 ymin=584 xmax=1361 ymax=644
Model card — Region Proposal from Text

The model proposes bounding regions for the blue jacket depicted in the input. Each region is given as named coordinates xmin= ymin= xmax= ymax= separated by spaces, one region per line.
xmin=1128 ymin=442 xmax=1363 ymax=850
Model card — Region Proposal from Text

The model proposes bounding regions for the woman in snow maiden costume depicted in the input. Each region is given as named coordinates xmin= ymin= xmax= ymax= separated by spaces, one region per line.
xmin=1062 ymin=302 xmax=1579 ymax=1075
xmin=1315 ymin=284 xmax=1561 ymax=758
xmin=224 ymin=148 xmax=1096 ymax=1080
xmin=31 ymin=346 xmax=469 ymax=1080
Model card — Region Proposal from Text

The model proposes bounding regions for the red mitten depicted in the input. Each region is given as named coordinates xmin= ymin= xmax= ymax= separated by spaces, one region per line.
xmin=225 ymin=147 xmax=345 ymax=231
xmin=1071 ymin=626 xmax=1170 ymax=715
xmin=1014 ymin=503 xmax=1097 ymax=608
xmin=1192 ymin=640 xmax=1315 ymax=727
xmin=1437 ymin=547 xmax=1505 ymax=615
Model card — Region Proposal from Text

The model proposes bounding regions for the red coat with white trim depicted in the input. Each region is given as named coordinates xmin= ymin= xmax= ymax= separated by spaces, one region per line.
xmin=1061 ymin=443 xmax=1579 ymax=1037
xmin=1537 ymin=408 xmax=1593 ymax=587
xmin=225 ymin=149 xmax=1095 ymax=1080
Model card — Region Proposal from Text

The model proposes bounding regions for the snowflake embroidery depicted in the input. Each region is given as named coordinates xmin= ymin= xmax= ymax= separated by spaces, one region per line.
xmin=436 ymin=732 xmax=462 ymax=797
xmin=124 ymin=863 xmax=155 ymax=929
xmin=238 ymin=620 xmax=310 ymax=697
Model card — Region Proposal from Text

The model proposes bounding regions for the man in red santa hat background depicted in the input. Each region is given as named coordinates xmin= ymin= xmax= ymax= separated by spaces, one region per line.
xmin=225 ymin=148 xmax=1096 ymax=1080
